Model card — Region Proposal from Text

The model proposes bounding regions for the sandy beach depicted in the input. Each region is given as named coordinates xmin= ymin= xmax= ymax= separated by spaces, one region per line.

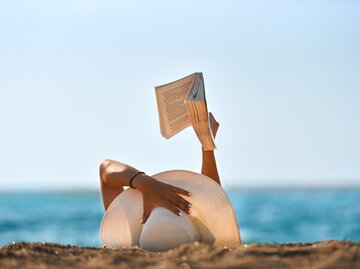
xmin=0 ymin=240 xmax=358 ymax=269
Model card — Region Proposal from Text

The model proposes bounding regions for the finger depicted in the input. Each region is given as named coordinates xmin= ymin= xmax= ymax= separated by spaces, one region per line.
xmin=141 ymin=207 xmax=151 ymax=224
xmin=162 ymin=202 xmax=182 ymax=216
xmin=170 ymin=185 xmax=192 ymax=197
xmin=209 ymin=112 xmax=219 ymax=137
xmin=168 ymin=195 xmax=191 ymax=214
xmin=209 ymin=112 xmax=214 ymax=120
xmin=170 ymin=193 xmax=192 ymax=208
xmin=209 ymin=112 xmax=218 ymax=125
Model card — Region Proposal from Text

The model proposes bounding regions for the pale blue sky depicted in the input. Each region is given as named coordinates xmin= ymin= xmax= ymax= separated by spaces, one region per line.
xmin=0 ymin=0 xmax=359 ymax=190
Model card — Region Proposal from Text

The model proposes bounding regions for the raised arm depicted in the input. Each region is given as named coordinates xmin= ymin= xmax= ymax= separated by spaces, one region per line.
xmin=99 ymin=160 xmax=192 ymax=223
xmin=201 ymin=112 xmax=221 ymax=185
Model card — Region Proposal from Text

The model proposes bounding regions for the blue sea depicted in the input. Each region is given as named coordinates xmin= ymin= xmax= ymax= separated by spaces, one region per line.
xmin=0 ymin=188 xmax=359 ymax=246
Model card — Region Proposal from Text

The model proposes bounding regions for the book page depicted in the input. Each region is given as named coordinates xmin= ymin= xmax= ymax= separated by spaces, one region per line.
xmin=155 ymin=74 xmax=196 ymax=138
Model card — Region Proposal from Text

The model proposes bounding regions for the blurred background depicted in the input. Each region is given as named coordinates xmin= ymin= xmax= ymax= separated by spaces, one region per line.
xmin=0 ymin=0 xmax=359 ymax=246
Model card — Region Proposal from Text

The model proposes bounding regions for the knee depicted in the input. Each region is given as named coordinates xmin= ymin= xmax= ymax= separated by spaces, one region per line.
xmin=99 ymin=159 xmax=112 ymax=180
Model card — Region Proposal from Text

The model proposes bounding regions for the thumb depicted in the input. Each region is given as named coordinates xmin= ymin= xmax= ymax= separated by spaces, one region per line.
xmin=141 ymin=206 xmax=151 ymax=224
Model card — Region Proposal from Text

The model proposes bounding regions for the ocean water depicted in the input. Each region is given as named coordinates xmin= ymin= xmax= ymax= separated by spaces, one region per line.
xmin=0 ymin=188 xmax=359 ymax=246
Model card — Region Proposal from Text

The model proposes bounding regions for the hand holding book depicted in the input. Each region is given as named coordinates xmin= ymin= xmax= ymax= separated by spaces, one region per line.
xmin=155 ymin=73 xmax=216 ymax=150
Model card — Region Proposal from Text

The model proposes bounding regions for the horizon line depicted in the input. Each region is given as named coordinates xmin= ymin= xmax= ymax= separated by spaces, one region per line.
xmin=1 ymin=184 xmax=360 ymax=193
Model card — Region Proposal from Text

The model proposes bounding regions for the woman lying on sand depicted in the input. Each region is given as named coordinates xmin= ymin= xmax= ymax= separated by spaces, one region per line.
xmin=99 ymin=113 xmax=240 ymax=251
xmin=99 ymin=113 xmax=220 ymax=222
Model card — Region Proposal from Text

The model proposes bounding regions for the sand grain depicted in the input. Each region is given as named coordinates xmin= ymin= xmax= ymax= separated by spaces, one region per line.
xmin=0 ymin=240 xmax=359 ymax=269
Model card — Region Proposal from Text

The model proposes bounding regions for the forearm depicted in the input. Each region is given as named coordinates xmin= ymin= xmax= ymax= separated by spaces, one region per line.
xmin=100 ymin=159 xmax=142 ymax=189
xmin=100 ymin=159 xmax=155 ymax=211
xmin=100 ymin=159 xmax=156 ymax=192
xmin=201 ymin=148 xmax=221 ymax=185
xmin=99 ymin=159 xmax=192 ymax=220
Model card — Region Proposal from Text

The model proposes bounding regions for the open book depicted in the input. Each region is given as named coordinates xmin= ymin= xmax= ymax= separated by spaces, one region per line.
xmin=154 ymin=72 xmax=215 ymax=150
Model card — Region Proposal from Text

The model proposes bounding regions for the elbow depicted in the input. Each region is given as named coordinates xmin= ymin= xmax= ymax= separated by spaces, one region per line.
xmin=99 ymin=159 xmax=112 ymax=184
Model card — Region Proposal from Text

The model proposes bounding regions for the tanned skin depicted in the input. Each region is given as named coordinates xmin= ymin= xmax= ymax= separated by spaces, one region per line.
xmin=99 ymin=112 xmax=220 ymax=223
